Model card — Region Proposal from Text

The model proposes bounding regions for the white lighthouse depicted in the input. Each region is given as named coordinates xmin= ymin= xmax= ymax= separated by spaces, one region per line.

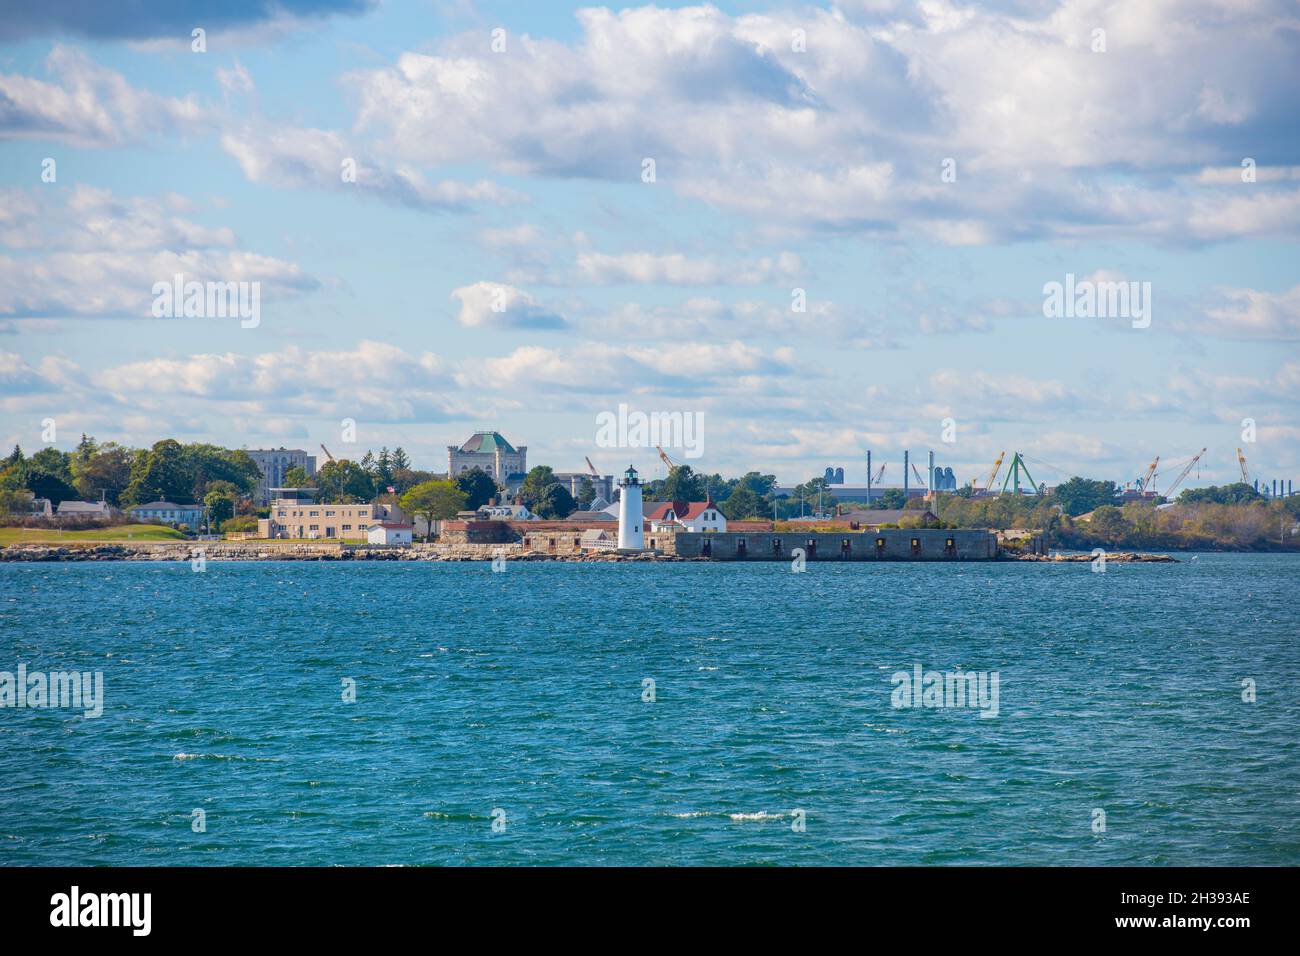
xmin=617 ymin=464 xmax=644 ymax=551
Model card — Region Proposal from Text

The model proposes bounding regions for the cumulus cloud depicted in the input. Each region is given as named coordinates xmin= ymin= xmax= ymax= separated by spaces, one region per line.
xmin=0 ymin=45 xmax=204 ymax=147
xmin=220 ymin=122 xmax=524 ymax=212
xmin=96 ymin=340 xmax=458 ymax=424
xmin=450 ymin=282 xmax=568 ymax=329
xmin=0 ymin=186 xmax=318 ymax=319
xmin=342 ymin=1 xmax=1300 ymax=243
xmin=1197 ymin=285 xmax=1300 ymax=340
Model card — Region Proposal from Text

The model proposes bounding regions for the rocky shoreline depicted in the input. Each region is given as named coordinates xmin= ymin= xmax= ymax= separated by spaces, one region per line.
xmin=0 ymin=542 xmax=1178 ymax=563
xmin=1012 ymin=551 xmax=1178 ymax=563
xmin=0 ymin=543 xmax=695 ymax=562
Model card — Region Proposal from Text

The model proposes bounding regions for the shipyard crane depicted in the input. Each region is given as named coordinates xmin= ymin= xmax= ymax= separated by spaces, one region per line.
xmin=911 ymin=461 xmax=927 ymax=487
xmin=998 ymin=452 xmax=1041 ymax=495
xmin=979 ymin=452 xmax=1005 ymax=491
xmin=871 ymin=462 xmax=887 ymax=484
xmin=656 ymin=445 xmax=684 ymax=471
xmin=319 ymin=443 xmax=336 ymax=464
xmin=1136 ymin=455 xmax=1160 ymax=494
xmin=1162 ymin=448 xmax=1206 ymax=499
xmin=584 ymin=456 xmax=602 ymax=479
xmin=1237 ymin=447 xmax=1250 ymax=484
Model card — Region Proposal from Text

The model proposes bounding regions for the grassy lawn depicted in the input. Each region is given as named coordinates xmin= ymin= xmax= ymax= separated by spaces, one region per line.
xmin=0 ymin=524 xmax=189 ymax=544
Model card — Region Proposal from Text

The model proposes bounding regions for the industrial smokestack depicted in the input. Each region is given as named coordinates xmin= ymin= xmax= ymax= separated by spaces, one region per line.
xmin=867 ymin=450 xmax=873 ymax=501
xmin=928 ymin=450 xmax=935 ymax=493
xmin=904 ymin=450 xmax=910 ymax=496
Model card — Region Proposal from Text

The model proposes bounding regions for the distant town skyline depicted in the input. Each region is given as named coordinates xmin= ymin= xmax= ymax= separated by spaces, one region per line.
xmin=2 ymin=0 xmax=1297 ymax=490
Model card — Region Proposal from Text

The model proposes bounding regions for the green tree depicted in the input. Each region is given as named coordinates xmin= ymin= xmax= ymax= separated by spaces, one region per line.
xmin=1177 ymin=482 xmax=1263 ymax=505
xmin=874 ymin=488 xmax=907 ymax=510
xmin=661 ymin=464 xmax=705 ymax=502
xmin=575 ymin=478 xmax=596 ymax=508
xmin=721 ymin=486 xmax=765 ymax=520
xmin=315 ymin=460 xmax=375 ymax=503
xmin=124 ymin=439 xmax=190 ymax=504
xmin=516 ymin=466 xmax=577 ymax=519
xmin=283 ymin=465 xmax=313 ymax=488
xmin=1088 ymin=504 xmax=1129 ymax=543
xmin=734 ymin=471 xmax=777 ymax=497
xmin=1052 ymin=477 xmax=1118 ymax=516
xmin=72 ymin=443 xmax=133 ymax=505
xmin=390 ymin=467 xmax=434 ymax=496
xmin=202 ymin=480 xmax=240 ymax=530
xmin=0 ymin=480 xmax=34 ymax=516
xmin=180 ymin=445 xmax=260 ymax=500
xmin=530 ymin=483 xmax=577 ymax=519
xmin=454 ymin=467 xmax=500 ymax=510
xmin=400 ymin=480 xmax=467 ymax=541
xmin=28 ymin=447 xmax=72 ymax=482
xmin=375 ymin=448 xmax=394 ymax=485
xmin=23 ymin=468 xmax=78 ymax=505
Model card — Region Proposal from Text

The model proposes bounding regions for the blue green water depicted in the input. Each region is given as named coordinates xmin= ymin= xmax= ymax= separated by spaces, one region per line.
xmin=1 ymin=555 xmax=1297 ymax=866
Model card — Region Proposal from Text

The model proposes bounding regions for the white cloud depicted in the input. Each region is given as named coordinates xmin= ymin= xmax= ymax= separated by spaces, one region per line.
xmin=575 ymin=251 xmax=801 ymax=285
xmin=342 ymin=1 xmax=1300 ymax=243
xmin=0 ymin=186 xmax=317 ymax=319
xmin=1198 ymin=285 xmax=1300 ymax=340
xmin=0 ymin=45 xmax=203 ymax=147
xmin=220 ymin=122 xmax=524 ymax=212
xmin=450 ymin=282 xmax=567 ymax=329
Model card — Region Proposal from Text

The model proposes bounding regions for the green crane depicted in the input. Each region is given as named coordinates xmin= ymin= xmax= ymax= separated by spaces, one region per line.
xmin=998 ymin=452 xmax=1041 ymax=495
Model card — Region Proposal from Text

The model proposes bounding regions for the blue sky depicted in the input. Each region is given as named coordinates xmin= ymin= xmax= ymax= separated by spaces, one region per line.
xmin=1 ymin=0 xmax=1297 ymax=490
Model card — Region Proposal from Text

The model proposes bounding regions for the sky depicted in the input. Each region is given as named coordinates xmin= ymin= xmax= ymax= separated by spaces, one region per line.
xmin=1 ymin=0 xmax=1297 ymax=491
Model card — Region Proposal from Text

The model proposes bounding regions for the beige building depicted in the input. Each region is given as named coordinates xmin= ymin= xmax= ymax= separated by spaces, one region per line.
xmin=447 ymin=431 xmax=526 ymax=484
xmin=258 ymin=499 xmax=406 ymax=540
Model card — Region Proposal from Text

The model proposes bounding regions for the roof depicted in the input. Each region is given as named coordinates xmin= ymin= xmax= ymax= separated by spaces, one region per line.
xmin=645 ymin=500 xmax=719 ymax=521
xmin=369 ymin=522 xmax=413 ymax=530
xmin=130 ymin=501 xmax=199 ymax=510
xmin=458 ymin=431 xmax=517 ymax=455
xmin=56 ymin=501 xmax=110 ymax=512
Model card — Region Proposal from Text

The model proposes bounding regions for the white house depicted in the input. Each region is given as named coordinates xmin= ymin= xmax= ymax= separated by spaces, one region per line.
xmin=367 ymin=522 xmax=413 ymax=546
xmin=128 ymin=501 xmax=206 ymax=529
xmin=481 ymin=502 xmax=537 ymax=520
xmin=56 ymin=500 xmax=115 ymax=520
xmin=645 ymin=499 xmax=727 ymax=533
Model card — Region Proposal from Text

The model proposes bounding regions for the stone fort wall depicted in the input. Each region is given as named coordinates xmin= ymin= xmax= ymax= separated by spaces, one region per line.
xmin=671 ymin=528 xmax=997 ymax=560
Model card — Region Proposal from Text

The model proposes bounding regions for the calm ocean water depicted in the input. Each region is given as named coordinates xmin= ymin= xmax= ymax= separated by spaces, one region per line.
xmin=1 ymin=555 xmax=1297 ymax=866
